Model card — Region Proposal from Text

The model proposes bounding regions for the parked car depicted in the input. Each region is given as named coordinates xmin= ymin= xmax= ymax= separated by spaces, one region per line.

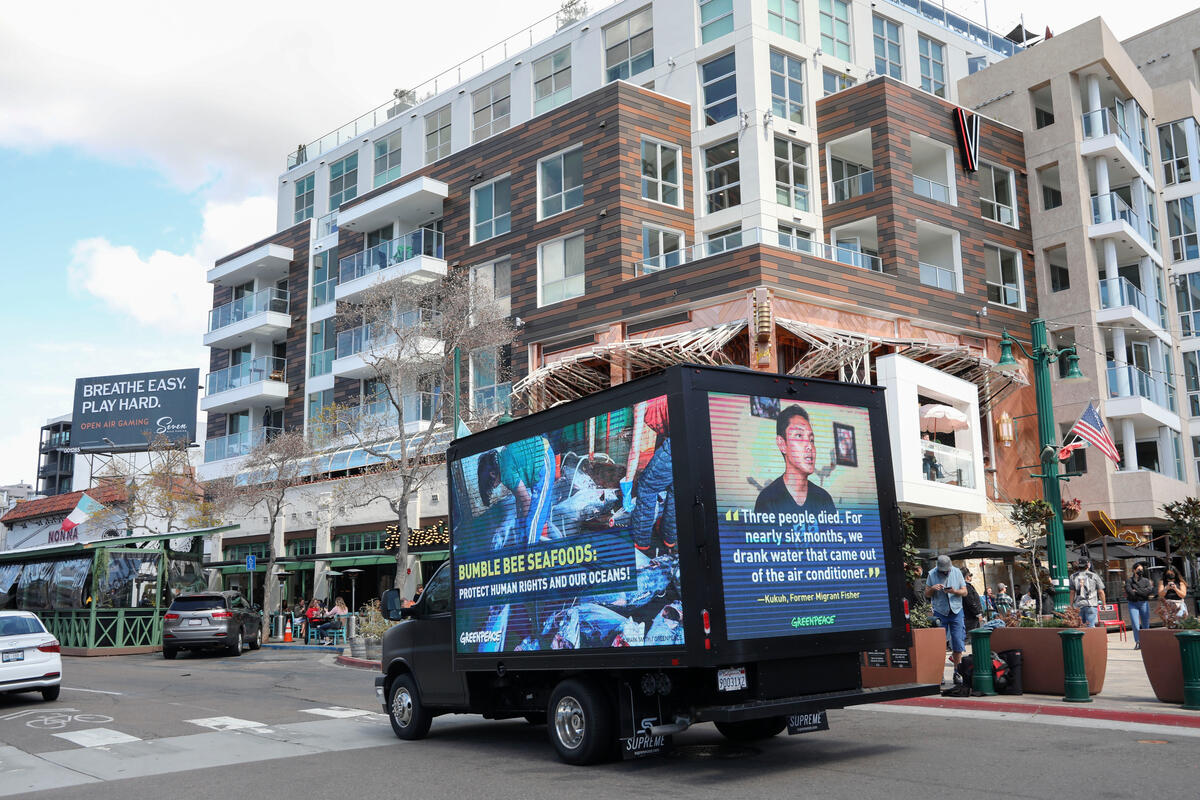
xmin=162 ymin=591 xmax=263 ymax=659
xmin=0 ymin=610 xmax=62 ymax=701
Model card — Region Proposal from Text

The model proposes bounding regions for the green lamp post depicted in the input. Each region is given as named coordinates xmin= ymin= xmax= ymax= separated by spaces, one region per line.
xmin=995 ymin=318 xmax=1085 ymax=613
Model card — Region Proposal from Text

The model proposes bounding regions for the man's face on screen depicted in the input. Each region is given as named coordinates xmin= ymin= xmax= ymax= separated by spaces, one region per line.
xmin=778 ymin=416 xmax=816 ymax=478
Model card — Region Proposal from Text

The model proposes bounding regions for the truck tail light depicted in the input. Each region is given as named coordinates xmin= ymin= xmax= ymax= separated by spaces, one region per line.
xmin=164 ymin=613 xmax=180 ymax=620
xmin=37 ymin=641 xmax=61 ymax=653
xmin=702 ymin=609 xmax=711 ymax=635
xmin=211 ymin=611 xmax=233 ymax=619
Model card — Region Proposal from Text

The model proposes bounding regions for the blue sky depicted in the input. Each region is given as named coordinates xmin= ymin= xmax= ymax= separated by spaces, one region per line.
xmin=0 ymin=0 xmax=1193 ymax=488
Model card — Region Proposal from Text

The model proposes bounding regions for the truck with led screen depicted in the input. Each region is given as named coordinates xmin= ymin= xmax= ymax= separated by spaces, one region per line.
xmin=373 ymin=365 xmax=937 ymax=764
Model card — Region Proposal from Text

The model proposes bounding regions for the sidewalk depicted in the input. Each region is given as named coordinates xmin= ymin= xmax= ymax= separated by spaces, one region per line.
xmin=888 ymin=631 xmax=1200 ymax=728
xmin=261 ymin=637 xmax=381 ymax=670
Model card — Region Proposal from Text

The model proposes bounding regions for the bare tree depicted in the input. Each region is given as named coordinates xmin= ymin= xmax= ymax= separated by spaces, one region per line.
xmin=316 ymin=265 xmax=514 ymax=591
xmin=89 ymin=435 xmax=214 ymax=535
xmin=209 ymin=430 xmax=316 ymax=616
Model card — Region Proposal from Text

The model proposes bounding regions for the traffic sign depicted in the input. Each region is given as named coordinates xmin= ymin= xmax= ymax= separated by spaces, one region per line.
xmin=246 ymin=554 xmax=256 ymax=571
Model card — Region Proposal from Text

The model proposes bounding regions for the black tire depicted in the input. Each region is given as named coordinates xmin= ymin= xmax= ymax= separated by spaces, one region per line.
xmin=228 ymin=629 xmax=243 ymax=657
xmin=248 ymin=626 xmax=262 ymax=650
xmin=42 ymin=685 xmax=61 ymax=702
xmin=388 ymin=673 xmax=432 ymax=740
xmin=523 ymin=712 xmax=547 ymax=725
xmin=162 ymin=647 xmax=177 ymax=660
xmin=714 ymin=716 xmax=787 ymax=741
xmin=547 ymin=678 xmax=614 ymax=766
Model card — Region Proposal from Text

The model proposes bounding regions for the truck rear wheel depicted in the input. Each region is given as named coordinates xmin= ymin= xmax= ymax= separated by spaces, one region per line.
xmin=388 ymin=673 xmax=432 ymax=740
xmin=714 ymin=716 xmax=787 ymax=741
xmin=547 ymin=678 xmax=613 ymax=765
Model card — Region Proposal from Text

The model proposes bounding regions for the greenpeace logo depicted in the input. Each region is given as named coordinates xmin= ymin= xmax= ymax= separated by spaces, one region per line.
xmin=790 ymin=615 xmax=836 ymax=628
xmin=459 ymin=630 xmax=503 ymax=645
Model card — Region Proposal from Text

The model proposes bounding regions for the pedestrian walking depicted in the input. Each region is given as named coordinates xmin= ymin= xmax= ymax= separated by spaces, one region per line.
xmin=1124 ymin=562 xmax=1155 ymax=648
xmin=1069 ymin=558 xmax=1106 ymax=627
xmin=924 ymin=555 xmax=967 ymax=667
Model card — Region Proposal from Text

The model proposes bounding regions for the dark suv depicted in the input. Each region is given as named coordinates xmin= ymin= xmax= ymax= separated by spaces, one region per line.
xmin=162 ymin=591 xmax=263 ymax=659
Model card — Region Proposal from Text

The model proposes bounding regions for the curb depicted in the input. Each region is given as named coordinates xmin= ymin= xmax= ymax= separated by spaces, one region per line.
xmin=262 ymin=643 xmax=344 ymax=653
xmin=336 ymin=654 xmax=381 ymax=670
xmin=887 ymin=697 xmax=1200 ymax=729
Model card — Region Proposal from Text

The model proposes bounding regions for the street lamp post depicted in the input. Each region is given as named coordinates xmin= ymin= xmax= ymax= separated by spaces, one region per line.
xmin=996 ymin=318 xmax=1084 ymax=613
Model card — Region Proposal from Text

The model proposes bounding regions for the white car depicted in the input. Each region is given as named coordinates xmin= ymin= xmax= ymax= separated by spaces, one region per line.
xmin=0 ymin=610 xmax=62 ymax=701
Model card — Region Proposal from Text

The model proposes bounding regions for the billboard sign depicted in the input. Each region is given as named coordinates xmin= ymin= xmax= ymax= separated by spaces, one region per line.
xmin=70 ymin=369 xmax=200 ymax=451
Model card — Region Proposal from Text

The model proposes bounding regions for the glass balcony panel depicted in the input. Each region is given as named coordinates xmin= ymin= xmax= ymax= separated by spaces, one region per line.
xmin=208 ymin=288 xmax=289 ymax=332
xmin=204 ymin=427 xmax=281 ymax=462
xmin=832 ymin=171 xmax=875 ymax=202
xmin=1097 ymin=277 xmax=1150 ymax=317
xmin=338 ymin=228 xmax=446 ymax=284
xmin=913 ymin=175 xmax=950 ymax=203
xmin=206 ymin=356 xmax=286 ymax=395
xmin=920 ymin=440 xmax=975 ymax=488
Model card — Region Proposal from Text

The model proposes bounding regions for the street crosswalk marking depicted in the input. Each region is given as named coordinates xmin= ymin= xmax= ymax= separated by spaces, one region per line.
xmin=51 ymin=728 xmax=142 ymax=748
xmin=185 ymin=716 xmax=268 ymax=731
xmin=301 ymin=706 xmax=374 ymax=718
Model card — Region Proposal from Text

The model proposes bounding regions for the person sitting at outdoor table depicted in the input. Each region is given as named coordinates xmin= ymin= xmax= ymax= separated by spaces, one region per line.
xmin=994 ymin=583 xmax=1015 ymax=617
xmin=1019 ymin=585 xmax=1039 ymax=618
xmin=316 ymin=597 xmax=349 ymax=645
xmin=303 ymin=599 xmax=324 ymax=638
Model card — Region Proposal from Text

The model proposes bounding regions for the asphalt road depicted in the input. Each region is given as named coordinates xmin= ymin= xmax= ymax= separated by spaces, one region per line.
xmin=1 ymin=650 xmax=1193 ymax=799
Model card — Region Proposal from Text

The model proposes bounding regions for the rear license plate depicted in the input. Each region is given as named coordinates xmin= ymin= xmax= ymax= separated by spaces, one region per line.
xmin=787 ymin=710 xmax=829 ymax=735
xmin=2 ymin=650 xmax=24 ymax=663
xmin=717 ymin=667 xmax=747 ymax=692
xmin=188 ymin=619 xmax=202 ymax=626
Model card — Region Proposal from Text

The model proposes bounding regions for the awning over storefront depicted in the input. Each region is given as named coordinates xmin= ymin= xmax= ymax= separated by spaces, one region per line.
xmin=513 ymin=321 xmax=747 ymax=411
xmin=776 ymin=318 xmax=1029 ymax=412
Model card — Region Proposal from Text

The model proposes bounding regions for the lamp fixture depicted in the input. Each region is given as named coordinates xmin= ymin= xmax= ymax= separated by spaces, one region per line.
xmin=995 ymin=337 xmax=1019 ymax=373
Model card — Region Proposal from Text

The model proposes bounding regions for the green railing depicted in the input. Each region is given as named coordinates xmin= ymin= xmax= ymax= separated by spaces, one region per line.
xmin=41 ymin=608 xmax=165 ymax=649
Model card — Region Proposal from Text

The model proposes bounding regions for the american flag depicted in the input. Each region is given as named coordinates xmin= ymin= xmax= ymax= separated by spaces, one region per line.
xmin=1066 ymin=403 xmax=1121 ymax=465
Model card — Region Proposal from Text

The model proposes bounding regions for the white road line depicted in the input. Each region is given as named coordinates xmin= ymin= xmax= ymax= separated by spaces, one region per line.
xmin=62 ymin=687 xmax=123 ymax=696
xmin=185 ymin=716 xmax=267 ymax=731
xmin=300 ymin=707 xmax=373 ymax=718
xmin=853 ymin=704 xmax=1200 ymax=738
xmin=52 ymin=728 xmax=142 ymax=748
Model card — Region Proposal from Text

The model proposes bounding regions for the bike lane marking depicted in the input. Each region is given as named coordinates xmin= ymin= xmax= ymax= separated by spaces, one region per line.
xmin=52 ymin=728 xmax=141 ymax=748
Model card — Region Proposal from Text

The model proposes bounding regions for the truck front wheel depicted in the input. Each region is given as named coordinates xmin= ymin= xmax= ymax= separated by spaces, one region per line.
xmin=714 ymin=716 xmax=787 ymax=741
xmin=547 ymin=678 xmax=613 ymax=765
xmin=388 ymin=674 xmax=432 ymax=740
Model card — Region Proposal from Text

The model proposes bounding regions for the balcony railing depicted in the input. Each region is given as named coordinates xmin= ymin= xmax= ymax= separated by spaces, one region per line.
xmin=339 ymin=228 xmax=445 ymax=285
xmin=474 ymin=383 xmax=512 ymax=416
xmin=1098 ymin=277 xmax=1151 ymax=318
xmin=204 ymin=427 xmax=280 ymax=463
xmin=980 ymin=197 xmax=1015 ymax=226
xmin=881 ymin=0 xmax=1024 ymax=56
xmin=208 ymin=288 xmax=289 ymax=332
xmin=914 ymin=175 xmax=950 ymax=203
xmin=1091 ymin=192 xmax=1139 ymax=229
xmin=1081 ymin=108 xmax=1135 ymax=153
xmin=637 ymin=227 xmax=884 ymax=275
xmin=315 ymin=210 xmax=339 ymax=239
xmin=310 ymin=348 xmax=336 ymax=378
xmin=919 ymin=262 xmax=957 ymax=291
xmin=1171 ymin=233 xmax=1199 ymax=263
xmin=206 ymin=356 xmax=286 ymax=396
xmin=921 ymin=440 xmax=975 ymax=489
xmin=831 ymin=171 xmax=875 ymax=202
xmin=311 ymin=392 xmax=440 ymax=441
xmin=1107 ymin=362 xmax=1174 ymax=411
xmin=312 ymin=276 xmax=337 ymax=307
xmin=336 ymin=310 xmax=443 ymax=359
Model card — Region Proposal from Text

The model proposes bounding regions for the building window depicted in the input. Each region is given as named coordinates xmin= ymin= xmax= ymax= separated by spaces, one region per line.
xmin=294 ymin=173 xmax=314 ymax=224
xmin=830 ymin=156 xmax=873 ymax=202
xmin=1176 ymin=272 xmax=1200 ymax=337
xmin=1030 ymin=83 xmax=1054 ymax=129
xmin=539 ymin=233 xmax=585 ymax=305
xmin=706 ymin=225 xmax=743 ymax=254
xmin=1037 ymin=163 xmax=1062 ymax=210
xmin=1167 ymin=197 xmax=1198 ymax=262
xmin=700 ymin=0 xmax=733 ymax=42
xmin=425 ymin=105 xmax=452 ymax=164
xmin=818 ymin=0 xmax=851 ymax=61
xmin=769 ymin=50 xmax=805 ymax=125
xmin=1050 ymin=263 xmax=1070 ymax=292
xmin=822 ymin=69 xmax=855 ymax=96
xmin=767 ymin=0 xmax=801 ymax=41
xmin=472 ymin=177 xmax=511 ymax=243
xmin=704 ymin=139 xmax=741 ymax=212
xmin=979 ymin=164 xmax=1016 ymax=226
xmin=1060 ymin=423 xmax=1088 ymax=474
xmin=471 ymin=348 xmax=511 ymax=416
xmin=604 ymin=7 xmax=654 ymax=83
xmin=986 ymin=245 xmax=1023 ymax=308
xmin=533 ymin=46 xmax=572 ymax=114
xmin=641 ymin=140 xmax=681 ymax=206
xmin=1159 ymin=121 xmax=1192 ymax=186
xmin=373 ymin=132 xmax=402 ymax=188
xmin=308 ymin=389 xmax=334 ymax=426
xmin=642 ymin=225 xmax=684 ymax=272
xmin=328 ymin=153 xmax=358 ymax=210
xmin=471 ymin=77 xmax=511 ymax=142
xmin=312 ymin=250 xmax=337 ymax=307
xmin=773 ymin=137 xmax=809 ymax=212
xmin=310 ymin=319 xmax=335 ymax=377
xmin=872 ymin=16 xmax=902 ymax=79
xmin=539 ymin=148 xmax=584 ymax=218
xmin=778 ymin=222 xmax=812 ymax=251
xmin=1184 ymin=352 xmax=1200 ymax=416
xmin=701 ymin=52 xmax=738 ymax=126
xmin=918 ymin=35 xmax=946 ymax=97
xmin=471 ymin=258 xmax=511 ymax=318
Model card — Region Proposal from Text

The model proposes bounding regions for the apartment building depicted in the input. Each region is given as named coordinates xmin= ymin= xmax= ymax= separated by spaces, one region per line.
xmin=36 ymin=414 xmax=73 ymax=497
xmin=199 ymin=0 xmax=1044 ymax=595
xmin=958 ymin=12 xmax=1200 ymax=542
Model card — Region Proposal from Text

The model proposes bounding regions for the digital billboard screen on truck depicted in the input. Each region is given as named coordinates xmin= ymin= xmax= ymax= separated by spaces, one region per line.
xmin=708 ymin=392 xmax=891 ymax=641
xmin=450 ymin=395 xmax=684 ymax=654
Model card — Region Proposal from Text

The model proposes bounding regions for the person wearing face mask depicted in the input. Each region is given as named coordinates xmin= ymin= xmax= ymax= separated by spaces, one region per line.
xmin=1124 ymin=561 xmax=1155 ymax=649
xmin=1159 ymin=568 xmax=1189 ymax=621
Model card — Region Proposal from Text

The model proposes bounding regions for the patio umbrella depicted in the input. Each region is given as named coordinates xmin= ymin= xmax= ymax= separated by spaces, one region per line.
xmin=919 ymin=404 xmax=970 ymax=434
xmin=943 ymin=541 xmax=1025 ymax=608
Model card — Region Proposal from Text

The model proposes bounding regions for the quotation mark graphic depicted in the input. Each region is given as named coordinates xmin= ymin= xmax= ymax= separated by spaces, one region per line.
xmin=867 ymin=567 xmax=881 ymax=578
xmin=725 ymin=510 xmax=739 ymax=521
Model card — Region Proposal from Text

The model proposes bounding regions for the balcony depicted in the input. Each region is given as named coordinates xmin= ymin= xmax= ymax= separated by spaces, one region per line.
xmin=336 ymin=175 xmax=448 ymax=234
xmin=207 ymin=242 xmax=293 ymax=288
xmin=920 ymin=440 xmax=975 ymax=489
xmin=310 ymin=347 xmax=335 ymax=378
xmin=204 ymin=427 xmax=281 ymax=463
xmin=473 ymin=383 xmax=512 ymax=416
xmin=1096 ymin=277 xmax=1165 ymax=339
xmin=1080 ymin=108 xmax=1154 ymax=186
xmin=203 ymin=288 xmax=291 ymax=349
xmin=1106 ymin=362 xmax=1180 ymax=429
xmin=831 ymin=171 xmax=874 ymax=203
xmin=336 ymin=228 xmax=447 ymax=304
xmin=311 ymin=393 xmax=440 ymax=442
xmin=1089 ymin=193 xmax=1159 ymax=262
xmin=331 ymin=313 xmax=443 ymax=379
xmin=635 ymin=227 xmax=883 ymax=276
xmin=312 ymin=277 xmax=337 ymax=308
xmin=914 ymin=175 xmax=950 ymax=203
xmin=314 ymin=210 xmax=339 ymax=241
xmin=200 ymin=356 xmax=290 ymax=414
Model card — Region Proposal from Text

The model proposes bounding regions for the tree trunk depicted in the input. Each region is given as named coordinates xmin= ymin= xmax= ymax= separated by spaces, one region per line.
xmin=393 ymin=508 xmax=410 ymax=593
xmin=264 ymin=513 xmax=281 ymax=618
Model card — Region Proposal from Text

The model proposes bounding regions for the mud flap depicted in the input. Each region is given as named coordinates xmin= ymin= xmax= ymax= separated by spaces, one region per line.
xmin=617 ymin=678 xmax=673 ymax=759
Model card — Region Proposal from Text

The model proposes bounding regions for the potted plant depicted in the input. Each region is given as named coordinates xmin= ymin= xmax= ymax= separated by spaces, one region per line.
xmin=1139 ymin=498 xmax=1200 ymax=704
xmin=356 ymin=599 xmax=394 ymax=662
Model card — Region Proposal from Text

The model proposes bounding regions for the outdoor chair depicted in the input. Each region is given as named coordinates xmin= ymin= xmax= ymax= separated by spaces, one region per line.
xmin=1098 ymin=603 xmax=1127 ymax=640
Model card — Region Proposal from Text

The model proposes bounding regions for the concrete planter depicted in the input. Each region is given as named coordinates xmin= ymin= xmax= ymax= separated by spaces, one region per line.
xmin=861 ymin=627 xmax=947 ymax=687
xmin=989 ymin=626 xmax=1108 ymax=695
xmin=1139 ymin=628 xmax=1184 ymax=704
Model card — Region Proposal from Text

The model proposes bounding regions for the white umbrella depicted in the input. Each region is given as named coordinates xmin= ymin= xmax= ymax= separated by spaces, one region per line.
xmin=920 ymin=403 xmax=970 ymax=434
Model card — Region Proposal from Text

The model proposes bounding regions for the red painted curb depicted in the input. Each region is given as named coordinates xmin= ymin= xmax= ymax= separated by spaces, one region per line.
xmin=335 ymin=654 xmax=381 ymax=671
xmin=886 ymin=697 xmax=1200 ymax=729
